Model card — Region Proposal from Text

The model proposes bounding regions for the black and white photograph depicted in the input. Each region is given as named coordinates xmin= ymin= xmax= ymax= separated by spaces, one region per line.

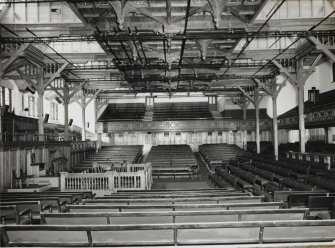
xmin=0 ymin=0 xmax=335 ymax=247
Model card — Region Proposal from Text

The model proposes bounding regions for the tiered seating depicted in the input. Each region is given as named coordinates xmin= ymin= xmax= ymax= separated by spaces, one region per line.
xmin=199 ymin=144 xmax=243 ymax=169
xmin=146 ymin=145 xmax=198 ymax=178
xmin=217 ymin=154 xmax=335 ymax=208
xmin=281 ymin=157 xmax=329 ymax=176
xmin=98 ymin=103 xmax=146 ymax=121
xmin=3 ymin=189 xmax=335 ymax=247
xmin=221 ymin=109 xmax=269 ymax=119
xmin=75 ymin=145 xmax=143 ymax=172
xmin=153 ymin=102 xmax=213 ymax=121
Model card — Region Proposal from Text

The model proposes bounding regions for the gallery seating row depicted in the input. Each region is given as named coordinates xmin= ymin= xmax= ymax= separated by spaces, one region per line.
xmin=199 ymin=144 xmax=243 ymax=169
xmin=98 ymin=103 xmax=146 ymax=121
xmin=153 ymin=102 xmax=213 ymax=121
xmin=76 ymin=145 xmax=143 ymax=171
xmin=146 ymin=145 xmax=198 ymax=178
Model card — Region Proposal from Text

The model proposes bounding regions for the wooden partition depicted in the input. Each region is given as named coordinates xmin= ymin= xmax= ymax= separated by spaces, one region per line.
xmin=60 ymin=163 xmax=152 ymax=193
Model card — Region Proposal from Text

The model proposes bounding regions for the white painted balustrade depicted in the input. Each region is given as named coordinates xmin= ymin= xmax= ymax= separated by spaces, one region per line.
xmin=60 ymin=163 xmax=152 ymax=192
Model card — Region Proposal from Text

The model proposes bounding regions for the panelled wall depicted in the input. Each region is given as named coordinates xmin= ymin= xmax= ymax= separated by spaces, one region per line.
xmin=0 ymin=144 xmax=70 ymax=192
xmin=0 ymin=141 xmax=96 ymax=192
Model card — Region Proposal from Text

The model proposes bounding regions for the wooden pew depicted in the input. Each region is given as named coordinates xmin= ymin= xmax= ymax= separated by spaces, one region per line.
xmin=118 ymin=188 xmax=235 ymax=195
xmin=251 ymin=161 xmax=292 ymax=178
xmin=0 ymin=197 xmax=61 ymax=211
xmin=152 ymin=167 xmax=196 ymax=179
xmin=280 ymin=157 xmax=328 ymax=176
xmin=227 ymin=165 xmax=259 ymax=190
xmin=0 ymin=196 xmax=67 ymax=212
xmin=100 ymin=192 xmax=250 ymax=199
xmin=68 ymin=202 xmax=283 ymax=213
xmin=83 ymin=196 xmax=263 ymax=205
xmin=306 ymin=175 xmax=335 ymax=192
xmin=283 ymin=178 xmax=316 ymax=191
xmin=239 ymin=161 xmax=284 ymax=184
xmin=208 ymin=173 xmax=232 ymax=188
xmin=325 ymin=170 xmax=335 ymax=181
xmin=41 ymin=208 xmax=309 ymax=225
xmin=109 ymin=189 xmax=238 ymax=197
xmin=215 ymin=168 xmax=237 ymax=189
xmin=0 ymin=190 xmax=94 ymax=199
xmin=288 ymin=192 xmax=335 ymax=208
xmin=0 ymin=193 xmax=80 ymax=205
xmin=2 ymin=220 xmax=335 ymax=246
xmin=273 ymin=190 xmax=328 ymax=203
xmin=0 ymin=201 xmax=44 ymax=221
xmin=0 ymin=205 xmax=32 ymax=225
xmin=308 ymin=196 xmax=335 ymax=210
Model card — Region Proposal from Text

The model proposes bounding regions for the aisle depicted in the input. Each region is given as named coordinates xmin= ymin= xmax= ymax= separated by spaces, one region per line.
xmin=194 ymin=152 xmax=215 ymax=188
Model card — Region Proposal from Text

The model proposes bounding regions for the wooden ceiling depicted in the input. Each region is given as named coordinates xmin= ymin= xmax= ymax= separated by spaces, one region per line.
xmin=1 ymin=0 xmax=335 ymax=97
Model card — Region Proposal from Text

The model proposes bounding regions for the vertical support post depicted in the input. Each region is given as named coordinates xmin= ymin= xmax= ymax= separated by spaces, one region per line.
xmin=81 ymin=103 xmax=86 ymax=141
xmin=97 ymin=133 xmax=102 ymax=152
xmin=325 ymin=127 xmax=334 ymax=144
xmin=254 ymin=87 xmax=260 ymax=154
xmin=59 ymin=172 xmax=68 ymax=191
xmin=242 ymin=106 xmax=247 ymax=150
xmin=37 ymin=69 xmax=45 ymax=141
xmin=272 ymin=97 xmax=279 ymax=160
xmin=63 ymin=86 xmax=69 ymax=141
xmin=297 ymin=84 xmax=305 ymax=153
xmin=37 ymin=91 xmax=44 ymax=141
xmin=0 ymin=113 xmax=2 ymax=142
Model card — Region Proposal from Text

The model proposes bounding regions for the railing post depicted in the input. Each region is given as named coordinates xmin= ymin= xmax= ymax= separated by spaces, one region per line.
xmin=108 ymin=172 xmax=114 ymax=191
xmin=140 ymin=171 xmax=146 ymax=190
xmin=60 ymin=172 xmax=68 ymax=191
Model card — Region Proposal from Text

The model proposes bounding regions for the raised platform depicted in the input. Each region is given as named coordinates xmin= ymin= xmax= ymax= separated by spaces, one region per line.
xmin=7 ymin=184 xmax=52 ymax=192
xmin=33 ymin=176 xmax=59 ymax=188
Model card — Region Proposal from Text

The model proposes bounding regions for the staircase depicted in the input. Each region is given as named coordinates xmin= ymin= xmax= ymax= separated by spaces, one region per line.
xmin=211 ymin=111 xmax=223 ymax=120
xmin=143 ymin=111 xmax=153 ymax=121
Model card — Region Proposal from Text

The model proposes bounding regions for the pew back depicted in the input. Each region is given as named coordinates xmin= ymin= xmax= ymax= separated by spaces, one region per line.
xmin=83 ymin=196 xmax=263 ymax=205
xmin=41 ymin=209 xmax=308 ymax=225
xmin=67 ymin=202 xmax=283 ymax=213
xmin=2 ymin=220 xmax=335 ymax=246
